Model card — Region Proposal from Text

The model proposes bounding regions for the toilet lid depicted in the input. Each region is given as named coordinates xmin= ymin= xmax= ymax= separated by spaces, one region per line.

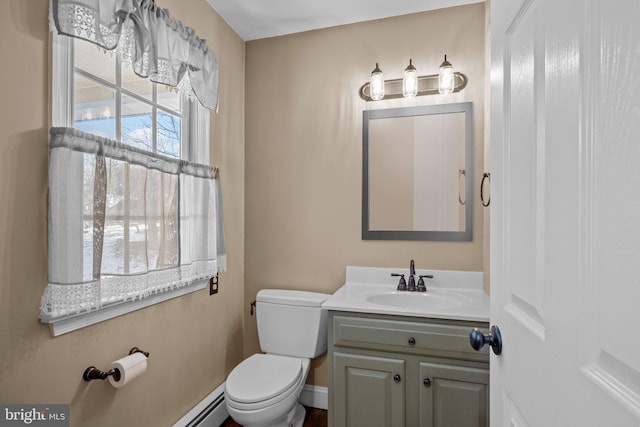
xmin=226 ymin=354 xmax=303 ymax=404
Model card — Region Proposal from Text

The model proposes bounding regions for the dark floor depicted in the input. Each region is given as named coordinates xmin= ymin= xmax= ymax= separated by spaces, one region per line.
xmin=221 ymin=407 xmax=328 ymax=427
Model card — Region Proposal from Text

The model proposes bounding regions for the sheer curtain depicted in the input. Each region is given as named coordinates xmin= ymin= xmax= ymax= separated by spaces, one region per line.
xmin=41 ymin=128 xmax=226 ymax=321
xmin=51 ymin=0 xmax=218 ymax=110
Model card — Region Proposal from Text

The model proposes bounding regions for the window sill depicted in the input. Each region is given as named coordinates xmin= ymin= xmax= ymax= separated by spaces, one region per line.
xmin=41 ymin=279 xmax=207 ymax=336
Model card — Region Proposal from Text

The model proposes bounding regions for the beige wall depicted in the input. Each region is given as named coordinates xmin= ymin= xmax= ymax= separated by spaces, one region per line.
xmin=245 ymin=3 xmax=486 ymax=387
xmin=0 ymin=1 xmax=245 ymax=425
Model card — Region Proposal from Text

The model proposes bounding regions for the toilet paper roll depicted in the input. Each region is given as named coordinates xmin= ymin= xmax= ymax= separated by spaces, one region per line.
xmin=108 ymin=352 xmax=147 ymax=388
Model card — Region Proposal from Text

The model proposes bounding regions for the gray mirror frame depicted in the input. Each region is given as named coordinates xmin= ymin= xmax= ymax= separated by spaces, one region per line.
xmin=362 ymin=102 xmax=473 ymax=241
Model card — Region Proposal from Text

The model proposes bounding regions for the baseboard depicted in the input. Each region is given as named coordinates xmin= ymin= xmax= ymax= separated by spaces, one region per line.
xmin=172 ymin=382 xmax=229 ymax=427
xmin=173 ymin=383 xmax=328 ymax=427
xmin=299 ymin=385 xmax=328 ymax=410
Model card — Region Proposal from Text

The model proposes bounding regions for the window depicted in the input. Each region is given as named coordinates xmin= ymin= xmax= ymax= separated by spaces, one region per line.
xmin=71 ymin=39 xmax=185 ymax=278
xmin=72 ymin=38 xmax=184 ymax=158
xmin=55 ymin=35 xmax=208 ymax=163
xmin=43 ymin=15 xmax=223 ymax=335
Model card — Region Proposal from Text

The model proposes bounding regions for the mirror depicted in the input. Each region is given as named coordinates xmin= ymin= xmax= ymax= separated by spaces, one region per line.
xmin=362 ymin=102 xmax=473 ymax=241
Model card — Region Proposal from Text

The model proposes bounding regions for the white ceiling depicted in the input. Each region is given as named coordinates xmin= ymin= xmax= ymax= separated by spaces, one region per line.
xmin=206 ymin=0 xmax=484 ymax=41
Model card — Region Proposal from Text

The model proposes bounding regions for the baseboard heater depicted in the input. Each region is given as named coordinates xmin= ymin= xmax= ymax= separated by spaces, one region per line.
xmin=186 ymin=394 xmax=226 ymax=427
xmin=173 ymin=384 xmax=229 ymax=427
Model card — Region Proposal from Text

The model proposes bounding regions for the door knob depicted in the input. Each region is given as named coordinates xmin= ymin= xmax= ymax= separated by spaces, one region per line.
xmin=393 ymin=374 xmax=401 ymax=383
xmin=469 ymin=325 xmax=502 ymax=355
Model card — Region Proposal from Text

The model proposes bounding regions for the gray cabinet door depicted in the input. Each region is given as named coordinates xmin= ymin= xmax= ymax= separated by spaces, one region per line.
xmin=333 ymin=352 xmax=405 ymax=427
xmin=419 ymin=362 xmax=489 ymax=427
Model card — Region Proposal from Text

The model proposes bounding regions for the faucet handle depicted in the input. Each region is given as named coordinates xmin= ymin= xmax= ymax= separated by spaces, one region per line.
xmin=391 ymin=273 xmax=407 ymax=291
xmin=416 ymin=275 xmax=433 ymax=292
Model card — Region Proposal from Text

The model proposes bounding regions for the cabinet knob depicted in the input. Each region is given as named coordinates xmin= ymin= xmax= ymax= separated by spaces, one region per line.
xmin=423 ymin=377 xmax=431 ymax=387
xmin=393 ymin=374 xmax=401 ymax=383
xmin=408 ymin=337 xmax=416 ymax=345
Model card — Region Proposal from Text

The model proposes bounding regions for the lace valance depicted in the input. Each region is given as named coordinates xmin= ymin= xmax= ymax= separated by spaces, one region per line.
xmin=52 ymin=0 xmax=219 ymax=111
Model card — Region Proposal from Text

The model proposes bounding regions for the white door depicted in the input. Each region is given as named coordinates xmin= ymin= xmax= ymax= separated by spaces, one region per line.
xmin=490 ymin=0 xmax=640 ymax=425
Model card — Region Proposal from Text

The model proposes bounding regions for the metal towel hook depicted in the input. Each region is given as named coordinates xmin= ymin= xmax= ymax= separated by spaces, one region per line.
xmin=481 ymin=173 xmax=491 ymax=207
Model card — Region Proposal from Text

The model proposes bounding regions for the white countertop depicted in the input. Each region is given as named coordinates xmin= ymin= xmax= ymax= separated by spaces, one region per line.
xmin=322 ymin=266 xmax=490 ymax=322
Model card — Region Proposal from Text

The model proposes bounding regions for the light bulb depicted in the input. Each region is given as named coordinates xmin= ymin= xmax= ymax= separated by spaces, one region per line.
xmin=370 ymin=63 xmax=385 ymax=101
xmin=438 ymin=55 xmax=455 ymax=95
xmin=403 ymin=59 xmax=418 ymax=98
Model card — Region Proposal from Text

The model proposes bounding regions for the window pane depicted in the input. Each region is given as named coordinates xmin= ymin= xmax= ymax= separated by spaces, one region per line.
xmin=158 ymin=85 xmax=181 ymax=113
xmin=74 ymin=72 xmax=116 ymax=139
xmin=74 ymin=39 xmax=116 ymax=84
xmin=121 ymin=95 xmax=153 ymax=151
xmin=157 ymin=113 xmax=181 ymax=158
xmin=122 ymin=64 xmax=153 ymax=100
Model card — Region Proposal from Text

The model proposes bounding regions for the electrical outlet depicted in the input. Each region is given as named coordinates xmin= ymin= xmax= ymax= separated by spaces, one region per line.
xmin=209 ymin=274 xmax=219 ymax=295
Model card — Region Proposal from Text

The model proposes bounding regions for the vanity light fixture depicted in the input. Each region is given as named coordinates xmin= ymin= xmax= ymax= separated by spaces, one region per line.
xmin=403 ymin=59 xmax=418 ymax=98
xmin=438 ymin=54 xmax=455 ymax=94
xmin=359 ymin=55 xmax=467 ymax=101
xmin=370 ymin=63 xmax=385 ymax=101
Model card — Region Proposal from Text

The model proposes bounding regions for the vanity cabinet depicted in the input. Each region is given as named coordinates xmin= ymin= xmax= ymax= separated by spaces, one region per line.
xmin=333 ymin=353 xmax=405 ymax=426
xmin=328 ymin=311 xmax=490 ymax=427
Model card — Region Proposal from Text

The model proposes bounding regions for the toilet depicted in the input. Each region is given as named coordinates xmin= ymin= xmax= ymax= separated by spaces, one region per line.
xmin=224 ymin=289 xmax=330 ymax=427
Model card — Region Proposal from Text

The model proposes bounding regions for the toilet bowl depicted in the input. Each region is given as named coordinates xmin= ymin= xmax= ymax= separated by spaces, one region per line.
xmin=225 ymin=355 xmax=310 ymax=427
xmin=224 ymin=290 xmax=330 ymax=427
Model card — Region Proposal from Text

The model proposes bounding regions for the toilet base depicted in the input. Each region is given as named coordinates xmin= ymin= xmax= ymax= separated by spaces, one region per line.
xmin=233 ymin=403 xmax=305 ymax=427
xmin=289 ymin=404 xmax=306 ymax=427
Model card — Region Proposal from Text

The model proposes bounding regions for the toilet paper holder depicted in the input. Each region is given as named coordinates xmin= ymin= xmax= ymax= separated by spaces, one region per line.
xmin=82 ymin=347 xmax=150 ymax=382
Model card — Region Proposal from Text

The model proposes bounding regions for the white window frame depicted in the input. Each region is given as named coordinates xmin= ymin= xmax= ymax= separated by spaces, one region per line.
xmin=48 ymin=30 xmax=211 ymax=336
xmin=52 ymin=33 xmax=210 ymax=162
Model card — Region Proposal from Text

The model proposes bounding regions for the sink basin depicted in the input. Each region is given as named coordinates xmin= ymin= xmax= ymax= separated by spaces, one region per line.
xmin=322 ymin=267 xmax=489 ymax=321
xmin=366 ymin=291 xmax=470 ymax=311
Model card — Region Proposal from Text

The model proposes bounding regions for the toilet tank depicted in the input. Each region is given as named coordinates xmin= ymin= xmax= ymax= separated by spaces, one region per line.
xmin=256 ymin=289 xmax=330 ymax=358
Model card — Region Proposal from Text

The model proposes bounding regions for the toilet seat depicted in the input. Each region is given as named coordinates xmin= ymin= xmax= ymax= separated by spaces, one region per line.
xmin=225 ymin=354 xmax=303 ymax=407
